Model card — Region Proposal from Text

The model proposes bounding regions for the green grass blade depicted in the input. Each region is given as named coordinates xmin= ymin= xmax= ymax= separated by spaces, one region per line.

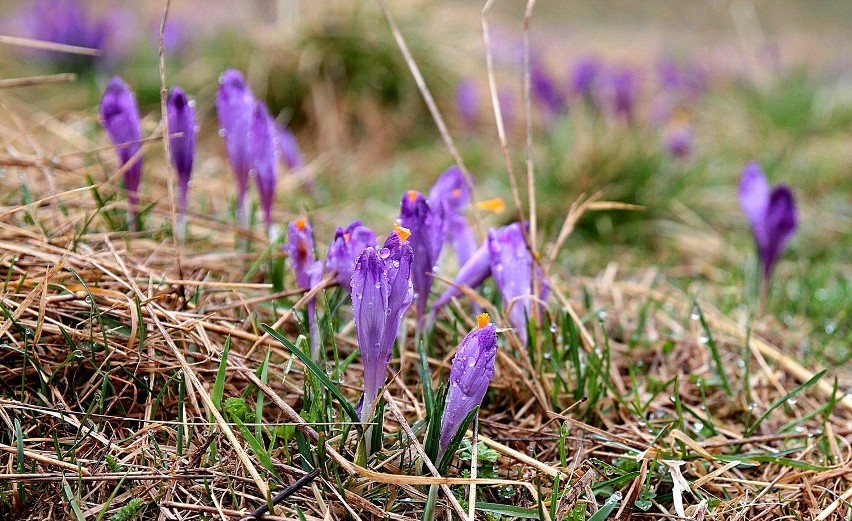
xmin=745 ymin=370 xmax=827 ymax=437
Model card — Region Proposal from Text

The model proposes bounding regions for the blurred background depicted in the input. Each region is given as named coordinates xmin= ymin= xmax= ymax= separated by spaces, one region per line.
xmin=0 ymin=0 xmax=850 ymax=362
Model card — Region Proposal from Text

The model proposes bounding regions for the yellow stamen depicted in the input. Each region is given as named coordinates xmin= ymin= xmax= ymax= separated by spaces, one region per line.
xmin=407 ymin=190 xmax=418 ymax=202
xmin=295 ymin=217 xmax=308 ymax=231
xmin=394 ymin=223 xmax=411 ymax=242
xmin=476 ymin=197 xmax=505 ymax=213
xmin=476 ymin=313 xmax=490 ymax=329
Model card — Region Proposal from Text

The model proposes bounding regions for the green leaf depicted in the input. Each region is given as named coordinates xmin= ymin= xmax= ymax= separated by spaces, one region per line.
xmin=211 ymin=336 xmax=231 ymax=411
xmin=588 ymin=493 xmax=622 ymax=521
xmin=745 ymin=370 xmax=827 ymax=437
xmin=261 ymin=323 xmax=361 ymax=426
xmin=476 ymin=502 xmax=540 ymax=519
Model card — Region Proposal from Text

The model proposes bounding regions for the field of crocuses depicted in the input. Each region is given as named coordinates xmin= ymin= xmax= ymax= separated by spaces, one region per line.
xmin=1 ymin=1 xmax=850 ymax=520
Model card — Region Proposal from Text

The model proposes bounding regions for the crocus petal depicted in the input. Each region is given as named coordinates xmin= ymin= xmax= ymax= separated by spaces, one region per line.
xmin=278 ymin=125 xmax=305 ymax=170
xmin=380 ymin=234 xmax=415 ymax=359
xmin=664 ymin=125 xmax=693 ymax=160
xmin=166 ymin=86 xmax=197 ymax=213
xmin=488 ymin=223 xmax=534 ymax=345
xmin=429 ymin=166 xmax=471 ymax=216
xmin=100 ymin=76 xmax=142 ymax=211
xmin=760 ymin=185 xmax=798 ymax=278
xmin=739 ymin=162 xmax=770 ymax=233
xmin=433 ymin=242 xmax=492 ymax=311
xmin=531 ymin=57 xmax=567 ymax=116
xmin=609 ymin=68 xmax=639 ymax=121
xmin=216 ymin=69 xmax=255 ymax=205
xmin=400 ymin=191 xmax=444 ymax=322
xmin=439 ymin=320 xmax=498 ymax=458
xmin=250 ymin=101 xmax=279 ymax=230
xmin=571 ymin=56 xmax=601 ymax=98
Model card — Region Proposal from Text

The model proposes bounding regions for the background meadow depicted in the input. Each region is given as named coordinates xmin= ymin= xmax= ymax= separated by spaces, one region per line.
xmin=0 ymin=1 xmax=850 ymax=520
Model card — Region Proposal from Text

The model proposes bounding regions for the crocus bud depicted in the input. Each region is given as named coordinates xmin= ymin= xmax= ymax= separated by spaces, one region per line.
xmin=278 ymin=125 xmax=305 ymax=171
xmin=288 ymin=217 xmax=316 ymax=291
xmin=250 ymin=101 xmax=279 ymax=237
xmin=456 ymin=78 xmax=480 ymax=129
xmin=664 ymin=125 xmax=693 ymax=160
xmin=572 ymin=57 xmax=602 ymax=100
xmin=326 ymin=221 xmax=378 ymax=287
xmin=739 ymin=162 xmax=798 ymax=282
xmin=400 ymin=190 xmax=445 ymax=325
xmin=439 ymin=314 xmax=498 ymax=459
xmin=100 ymin=76 xmax=143 ymax=229
xmin=216 ymin=69 xmax=255 ymax=226
xmin=531 ymin=56 xmax=567 ymax=118
xmin=352 ymin=231 xmax=414 ymax=422
xmin=166 ymin=86 xmax=197 ymax=223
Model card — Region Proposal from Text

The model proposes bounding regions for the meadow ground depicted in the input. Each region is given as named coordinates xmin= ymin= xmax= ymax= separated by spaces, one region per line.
xmin=0 ymin=1 xmax=850 ymax=520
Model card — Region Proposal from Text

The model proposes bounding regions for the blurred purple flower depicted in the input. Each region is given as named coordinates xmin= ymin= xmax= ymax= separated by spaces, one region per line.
xmin=531 ymin=57 xmax=568 ymax=117
xmin=457 ymin=78 xmax=480 ymax=129
xmin=326 ymin=220 xmax=378 ymax=286
xmin=400 ymin=190 xmax=446 ymax=326
xmin=664 ymin=125 xmax=693 ymax=160
xmin=250 ymin=101 xmax=279 ymax=235
xmin=160 ymin=19 xmax=189 ymax=57
xmin=608 ymin=68 xmax=639 ymax=122
xmin=216 ymin=69 xmax=256 ymax=227
xmin=439 ymin=314 xmax=497 ymax=459
xmin=571 ymin=56 xmax=602 ymax=100
xmin=352 ymin=231 xmax=414 ymax=423
xmin=739 ymin=162 xmax=798 ymax=282
xmin=166 ymin=86 xmax=197 ymax=237
xmin=100 ymin=76 xmax=143 ymax=229
xmin=429 ymin=166 xmax=476 ymax=267
xmin=278 ymin=125 xmax=306 ymax=171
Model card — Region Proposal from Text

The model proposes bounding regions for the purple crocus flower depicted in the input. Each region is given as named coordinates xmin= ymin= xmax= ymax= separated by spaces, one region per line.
xmin=429 ymin=167 xmax=477 ymax=267
xmin=352 ymin=230 xmax=414 ymax=423
xmin=166 ymin=86 xmax=197 ymax=237
xmin=326 ymin=220 xmax=378 ymax=286
xmin=250 ymin=101 xmax=279 ymax=237
xmin=433 ymin=223 xmax=547 ymax=346
xmin=216 ymin=69 xmax=256 ymax=228
xmin=456 ymin=78 xmax=480 ymax=129
xmin=12 ymin=0 xmax=109 ymax=68
xmin=531 ymin=57 xmax=568 ymax=117
xmin=739 ymin=162 xmax=798 ymax=282
xmin=288 ymin=218 xmax=322 ymax=359
xmin=608 ymin=68 xmax=639 ymax=122
xmin=100 ymin=76 xmax=143 ymax=230
xmin=400 ymin=190 xmax=446 ymax=326
xmin=439 ymin=314 xmax=498 ymax=459
xmin=664 ymin=125 xmax=693 ymax=160
xmin=278 ymin=125 xmax=306 ymax=171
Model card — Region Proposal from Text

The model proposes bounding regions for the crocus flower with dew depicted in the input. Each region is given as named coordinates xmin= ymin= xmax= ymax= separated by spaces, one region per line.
xmin=739 ymin=162 xmax=798 ymax=291
xmin=438 ymin=313 xmax=498 ymax=460
xmin=278 ymin=125 xmax=305 ymax=171
xmin=428 ymin=167 xmax=477 ymax=267
xmin=399 ymin=190 xmax=446 ymax=327
xmin=351 ymin=229 xmax=414 ymax=423
xmin=456 ymin=78 xmax=480 ymax=130
xmin=250 ymin=101 xmax=279 ymax=239
xmin=326 ymin=221 xmax=378 ymax=287
xmin=166 ymin=86 xmax=197 ymax=241
xmin=100 ymin=76 xmax=143 ymax=230
xmin=433 ymin=222 xmax=548 ymax=346
xmin=216 ymin=69 xmax=255 ymax=229
xmin=288 ymin=218 xmax=323 ymax=359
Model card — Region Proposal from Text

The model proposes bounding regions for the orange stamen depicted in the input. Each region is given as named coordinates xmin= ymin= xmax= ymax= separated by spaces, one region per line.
xmin=393 ymin=223 xmax=411 ymax=242
xmin=452 ymin=188 xmax=463 ymax=198
xmin=476 ymin=313 xmax=491 ymax=329
xmin=407 ymin=190 xmax=418 ymax=202
xmin=343 ymin=233 xmax=351 ymax=243
xmin=476 ymin=197 xmax=505 ymax=213
xmin=295 ymin=217 xmax=308 ymax=231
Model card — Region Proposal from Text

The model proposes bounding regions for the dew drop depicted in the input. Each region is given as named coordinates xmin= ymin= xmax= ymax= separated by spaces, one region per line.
xmin=218 ymin=128 xmax=227 ymax=137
